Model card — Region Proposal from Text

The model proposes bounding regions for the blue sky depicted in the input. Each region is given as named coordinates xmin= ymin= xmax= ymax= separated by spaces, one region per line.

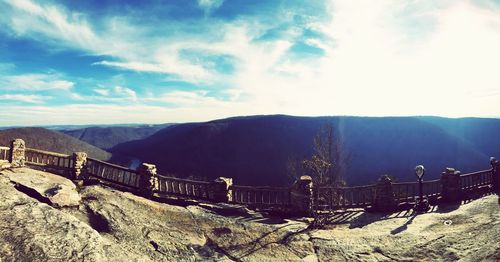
xmin=0 ymin=0 xmax=499 ymax=126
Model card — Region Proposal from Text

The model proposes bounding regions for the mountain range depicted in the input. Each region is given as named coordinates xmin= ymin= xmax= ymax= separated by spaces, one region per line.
xmin=111 ymin=115 xmax=500 ymax=186
xmin=60 ymin=124 xmax=169 ymax=150
xmin=2 ymin=115 xmax=499 ymax=186
xmin=0 ymin=127 xmax=111 ymax=161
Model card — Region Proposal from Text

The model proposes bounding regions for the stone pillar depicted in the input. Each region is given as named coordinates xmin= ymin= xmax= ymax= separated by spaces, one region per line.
xmin=210 ymin=177 xmax=233 ymax=202
xmin=440 ymin=167 xmax=462 ymax=202
xmin=290 ymin=175 xmax=313 ymax=216
xmin=491 ymin=157 xmax=499 ymax=190
xmin=373 ymin=175 xmax=397 ymax=212
xmin=138 ymin=163 xmax=158 ymax=197
xmin=71 ymin=152 xmax=87 ymax=182
xmin=9 ymin=139 xmax=25 ymax=167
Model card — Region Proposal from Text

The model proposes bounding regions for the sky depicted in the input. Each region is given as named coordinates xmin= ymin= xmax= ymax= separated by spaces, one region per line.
xmin=0 ymin=0 xmax=499 ymax=126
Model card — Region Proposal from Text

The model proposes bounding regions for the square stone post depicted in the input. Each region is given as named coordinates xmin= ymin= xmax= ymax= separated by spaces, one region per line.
xmin=491 ymin=157 xmax=499 ymax=190
xmin=138 ymin=163 xmax=158 ymax=198
xmin=440 ymin=167 xmax=462 ymax=202
xmin=373 ymin=175 xmax=397 ymax=212
xmin=9 ymin=139 xmax=25 ymax=167
xmin=210 ymin=177 xmax=233 ymax=202
xmin=71 ymin=152 xmax=87 ymax=182
xmin=290 ymin=175 xmax=313 ymax=216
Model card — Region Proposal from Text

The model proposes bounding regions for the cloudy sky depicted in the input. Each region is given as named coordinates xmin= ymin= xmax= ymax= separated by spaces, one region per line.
xmin=0 ymin=0 xmax=499 ymax=126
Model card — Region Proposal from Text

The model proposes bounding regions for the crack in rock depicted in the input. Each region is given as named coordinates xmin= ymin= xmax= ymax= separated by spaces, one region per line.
xmin=149 ymin=240 xmax=166 ymax=255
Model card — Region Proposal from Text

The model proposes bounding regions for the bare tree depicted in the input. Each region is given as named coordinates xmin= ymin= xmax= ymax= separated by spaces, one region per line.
xmin=303 ymin=122 xmax=349 ymax=187
xmin=300 ymin=122 xmax=351 ymax=228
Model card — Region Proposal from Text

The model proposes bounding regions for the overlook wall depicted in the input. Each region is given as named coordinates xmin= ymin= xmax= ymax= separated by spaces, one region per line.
xmin=1 ymin=139 xmax=499 ymax=215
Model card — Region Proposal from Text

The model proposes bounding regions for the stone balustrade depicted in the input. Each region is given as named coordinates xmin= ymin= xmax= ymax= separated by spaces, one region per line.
xmin=2 ymin=138 xmax=498 ymax=214
xmin=9 ymin=139 xmax=25 ymax=167
xmin=373 ymin=175 xmax=397 ymax=211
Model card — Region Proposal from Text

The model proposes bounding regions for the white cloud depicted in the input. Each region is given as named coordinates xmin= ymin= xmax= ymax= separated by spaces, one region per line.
xmin=2 ymin=0 xmax=99 ymax=50
xmin=210 ymin=0 xmax=500 ymax=118
xmin=92 ymin=86 xmax=137 ymax=101
xmin=93 ymin=60 xmax=211 ymax=84
xmin=0 ymin=73 xmax=74 ymax=91
xmin=0 ymin=104 xmax=230 ymax=126
xmin=114 ymin=86 xmax=137 ymax=101
xmin=93 ymin=88 xmax=109 ymax=96
xmin=1 ymin=0 xmax=214 ymax=84
xmin=316 ymin=0 xmax=500 ymax=117
xmin=146 ymin=90 xmax=223 ymax=107
xmin=197 ymin=0 xmax=224 ymax=14
xmin=0 ymin=94 xmax=51 ymax=103
xmin=69 ymin=92 xmax=86 ymax=101
xmin=1 ymin=0 xmax=500 ymax=124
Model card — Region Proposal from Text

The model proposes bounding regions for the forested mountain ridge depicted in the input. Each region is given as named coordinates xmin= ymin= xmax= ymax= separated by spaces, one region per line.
xmin=0 ymin=127 xmax=111 ymax=161
xmin=111 ymin=115 xmax=500 ymax=186
xmin=60 ymin=124 xmax=170 ymax=150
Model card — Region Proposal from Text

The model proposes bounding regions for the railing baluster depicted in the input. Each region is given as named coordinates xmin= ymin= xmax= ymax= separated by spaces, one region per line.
xmin=126 ymin=171 xmax=132 ymax=185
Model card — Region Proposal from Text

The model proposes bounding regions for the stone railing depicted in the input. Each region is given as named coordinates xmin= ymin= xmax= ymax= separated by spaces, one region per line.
xmin=85 ymin=157 xmax=141 ymax=189
xmin=0 ymin=146 xmax=9 ymax=161
xmin=230 ymin=185 xmax=292 ymax=207
xmin=392 ymin=179 xmax=442 ymax=204
xmin=315 ymin=184 xmax=377 ymax=210
xmin=156 ymin=175 xmax=212 ymax=200
xmin=2 ymin=139 xmax=499 ymax=215
xmin=460 ymin=169 xmax=493 ymax=191
xmin=25 ymin=148 xmax=73 ymax=170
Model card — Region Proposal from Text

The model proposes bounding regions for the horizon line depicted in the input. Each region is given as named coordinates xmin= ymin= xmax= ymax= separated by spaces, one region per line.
xmin=1 ymin=114 xmax=500 ymax=128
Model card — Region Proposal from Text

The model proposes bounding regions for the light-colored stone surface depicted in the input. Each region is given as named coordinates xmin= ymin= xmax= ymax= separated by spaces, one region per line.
xmin=0 ymin=174 xmax=106 ymax=261
xmin=0 ymin=160 xmax=10 ymax=169
xmin=0 ymin=167 xmax=499 ymax=261
xmin=2 ymin=168 xmax=81 ymax=207
xmin=309 ymin=195 xmax=500 ymax=261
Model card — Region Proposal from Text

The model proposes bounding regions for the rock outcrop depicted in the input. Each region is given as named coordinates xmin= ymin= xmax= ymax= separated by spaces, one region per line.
xmin=3 ymin=168 xmax=81 ymax=208
xmin=0 ymin=167 xmax=499 ymax=261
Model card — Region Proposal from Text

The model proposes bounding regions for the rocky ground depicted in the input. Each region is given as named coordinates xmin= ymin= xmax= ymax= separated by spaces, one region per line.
xmin=0 ymin=167 xmax=499 ymax=261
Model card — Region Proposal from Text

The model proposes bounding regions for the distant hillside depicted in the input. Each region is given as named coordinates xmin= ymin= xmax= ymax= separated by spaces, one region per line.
xmin=0 ymin=127 xmax=111 ymax=161
xmin=60 ymin=124 xmax=169 ymax=150
xmin=111 ymin=115 xmax=500 ymax=186
xmin=418 ymin=117 xmax=500 ymax=154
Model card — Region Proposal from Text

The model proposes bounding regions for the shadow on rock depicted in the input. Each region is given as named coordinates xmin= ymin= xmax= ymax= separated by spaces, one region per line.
xmin=12 ymin=182 xmax=52 ymax=206
xmin=85 ymin=205 xmax=111 ymax=233
xmin=348 ymin=209 xmax=414 ymax=229
xmin=216 ymin=223 xmax=309 ymax=261
xmin=436 ymin=202 xmax=460 ymax=213
xmin=390 ymin=213 xmax=417 ymax=235
xmin=197 ymin=203 xmax=289 ymax=225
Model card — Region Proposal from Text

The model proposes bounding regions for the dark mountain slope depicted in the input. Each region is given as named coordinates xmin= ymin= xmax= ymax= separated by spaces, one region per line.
xmin=419 ymin=117 xmax=500 ymax=157
xmin=61 ymin=124 xmax=169 ymax=150
xmin=0 ymin=127 xmax=111 ymax=160
xmin=111 ymin=115 xmax=499 ymax=186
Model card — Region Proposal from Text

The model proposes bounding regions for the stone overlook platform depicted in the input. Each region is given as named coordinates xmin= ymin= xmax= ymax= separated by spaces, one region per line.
xmin=0 ymin=166 xmax=499 ymax=261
